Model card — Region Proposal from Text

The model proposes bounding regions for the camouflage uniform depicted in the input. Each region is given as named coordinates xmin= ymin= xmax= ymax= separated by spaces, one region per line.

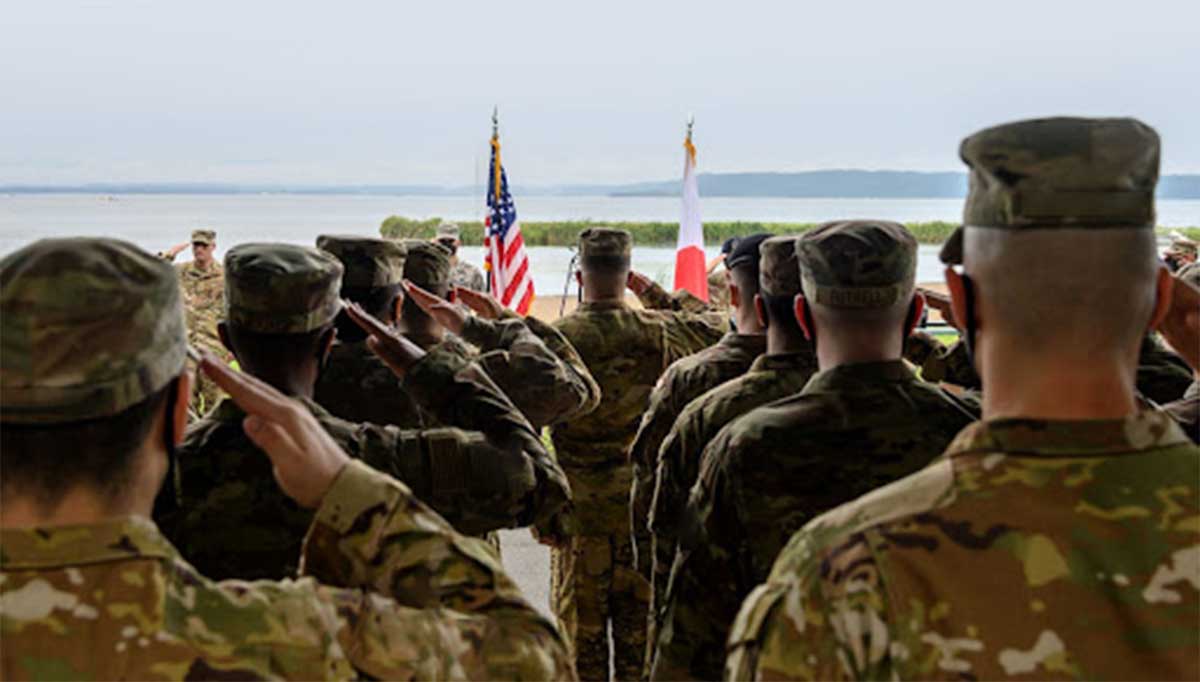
xmin=727 ymin=412 xmax=1199 ymax=681
xmin=729 ymin=116 xmax=1200 ymax=681
xmin=903 ymin=331 xmax=980 ymax=389
xmin=160 ymin=244 xmax=570 ymax=581
xmin=161 ymin=229 xmax=230 ymax=415
xmin=0 ymin=237 xmax=573 ymax=680
xmin=1136 ymin=332 xmax=1193 ymax=404
xmin=629 ymin=234 xmax=772 ymax=585
xmin=1162 ymin=264 xmax=1199 ymax=442
xmin=549 ymin=228 xmax=725 ymax=681
xmin=650 ymin=222 xmax=978 ymax=680
xmin=314 ymin=236 xmax=599 ymax=431
xmin=437 ymin=222 xmax=487 ymax=291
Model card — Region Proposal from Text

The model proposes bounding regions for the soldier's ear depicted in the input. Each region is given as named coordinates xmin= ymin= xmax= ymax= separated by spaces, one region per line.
xmin=1147 ymin=265 xmax=1174 ymax=333
xmin=392 ymin=293 xmax=404 ymax=325
xmin=754 ymin=294 xmax=767 ymax=328
xmin=794 ymin=295 xmax=815 ymax=341
xmin=944 ymin=268 xmax=972 ymax=335
xmin=318 ymin=326 xmax=336 ymax=361
xmin=905 ymin=292 xmax=926 ymax=338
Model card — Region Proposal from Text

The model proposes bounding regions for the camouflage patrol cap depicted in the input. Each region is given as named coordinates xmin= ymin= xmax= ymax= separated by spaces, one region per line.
xmin=402 ymin=239 xmax=451 ymax=289
xmin=0 ymin=238 xmax=187 ymax=424
xmin=797 ymin=221 xmax=917 ymax=309
xmin=578 ymin=227 xmax=632 ymax=270
xmin=758 ymin=235 xmax=802 ymax=297
xmin=224 ymin=243 xmax=343 ymax=334
xmin=316 ymin=234 xmax=407 ymax=288
xmin=1167 ymin=236 xmax=1198 ymax=258
xmin=435 ymin=222 xmax=461 ymax=240
xmin=942 ymin=117 xmax=1160 ymax=264
xmin=191 ymin=229 xmax=216 ymax=245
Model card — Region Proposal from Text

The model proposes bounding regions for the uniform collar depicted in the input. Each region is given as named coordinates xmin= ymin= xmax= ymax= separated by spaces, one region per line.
xmin=750 ymin=350 xmax=817 ymax=373
xmin=944 ymin=410 xmax=1192 ymax=458
xmin=577 ymin=300 xmax=628 ymax=312
xmin=802 ymin=359 xmax=915 ymax=393
xmin=0 ymin=516 xmax=177 ymax=570
xmin=718 ymin=332 xmax=767 ymax=355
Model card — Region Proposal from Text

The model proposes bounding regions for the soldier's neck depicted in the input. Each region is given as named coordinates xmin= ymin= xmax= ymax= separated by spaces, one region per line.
xmin=980 ymin=343 xmax=1139 ymax=421
xmin=0 ymin=448 xmax=160 ymax=528
xmin=250 ymin=367 xmax=316 ymax=399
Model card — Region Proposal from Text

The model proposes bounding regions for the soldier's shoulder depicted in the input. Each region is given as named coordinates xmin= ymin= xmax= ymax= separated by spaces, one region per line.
xmin=771 ymin=457 xmax=958 ymax=582
xmin=714 ymin=390 xmax=844 ymax=449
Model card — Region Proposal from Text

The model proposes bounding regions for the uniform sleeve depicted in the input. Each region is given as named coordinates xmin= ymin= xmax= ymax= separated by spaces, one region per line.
xmin=353 ymin=344 xmax=571 ymax=536
xmin=660 ymin=312 xmax=726 ymax=363
xmin=638 ymin=280 xmax=713 ymax=314
xmin=628 ymin=371 xmax=683 ymax=578
xmin=648 ymin=437 xmax=749 ymax=681
xmin=301 ymin=460 xmax=577 ymax=681
xmin=461 ymin=315 xmax=599 ymax=429
xmin=725 ymin=532 xmax=896 ymax=681
xmin=904 ymin=331 xmax=981 ymax=389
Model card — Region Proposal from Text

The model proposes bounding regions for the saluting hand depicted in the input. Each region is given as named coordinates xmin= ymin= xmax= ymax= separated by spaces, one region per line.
xmin=456 ymin=286 xmax=505 ymax=320
xmin=344 ymin=297 xmax=429 ymax=377
xmin=198 ymin=351 xmax=349 ymax=508
xmin=1159 ymin=276 xmax=1200 ymax=372
xmin=404 ymin=280 xmax=469 ymax=333
xmin=917 ymin=286 xmax=960 ymax=331
xmin=627 ymin=270 xmax=654 ymax=296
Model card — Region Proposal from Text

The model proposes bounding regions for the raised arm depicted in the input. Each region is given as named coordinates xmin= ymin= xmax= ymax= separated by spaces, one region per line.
xmin=197 ymin=355 xmax=575 ymax=680
xmin=345 ymin=300 xmax=572 ymax=537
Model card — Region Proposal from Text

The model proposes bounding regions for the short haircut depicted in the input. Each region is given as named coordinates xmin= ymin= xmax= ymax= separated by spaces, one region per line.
xmin=225 ymin=322 xmax=334 ymax=375
xmin=337 ymin=284 xmax=402 ymax=342
xmin=1 ymin=381 xmax=174 ymax=515
xmin=728 ymin=264 xmax=760 ymax=309
xmin=967 ymin=228 xmax=1159 ymax=357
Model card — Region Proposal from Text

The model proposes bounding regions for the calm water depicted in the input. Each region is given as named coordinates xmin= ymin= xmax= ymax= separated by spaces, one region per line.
xmin=3 ymin=193 xmax=1198 ymax=288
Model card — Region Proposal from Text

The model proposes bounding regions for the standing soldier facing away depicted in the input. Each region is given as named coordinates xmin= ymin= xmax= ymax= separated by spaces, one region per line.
xmin=727 ymin=117 xmax=1200 ymax=681
xmin=549 ymin=227 xmax=725 ymax=681
xmin=0 ymin=237 xmax=573 ymax=681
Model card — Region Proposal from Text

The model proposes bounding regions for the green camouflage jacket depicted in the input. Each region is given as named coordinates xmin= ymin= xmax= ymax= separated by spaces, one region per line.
xmin=450 ymin=259 xmax=487 ymax=291
xmin=1 ymin=460 xmax=574 ymax=680
xmin=643 ymin=351 xmax=816 ymax=640
xmin=550 ymin=300 xmax=724 ymax=535
xmin=651 ymin=361 xmax=978 ymax=681
xmin=159 ymin=346 xmax=571 ymax=580
xmin=726 ymin=410 xmax=1200 ymax=681
xmin=629 ymin=332 xmax=767 ymax=573
xmin=317 ymin=315 xmax=598 ymax=430
xmin=636 ymin=280 xmax=717 ymax=315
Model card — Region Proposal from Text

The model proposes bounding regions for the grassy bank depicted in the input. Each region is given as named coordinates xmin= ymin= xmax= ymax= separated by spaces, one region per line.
xmin=380 ymin=216 xmax=1200 ymax=247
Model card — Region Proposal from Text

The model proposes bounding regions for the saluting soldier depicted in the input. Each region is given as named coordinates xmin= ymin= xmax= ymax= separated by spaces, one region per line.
xmin=549 ymin=227 xmax=724 ymax=681
xmin=0 ymin=237 xmax=573 ymax=680
xmin=158 ymin=243 xmax=571 ymax=580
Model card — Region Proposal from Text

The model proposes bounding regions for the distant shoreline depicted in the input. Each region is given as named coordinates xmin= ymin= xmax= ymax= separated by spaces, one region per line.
xmin=3 ymin=169 xmax=1198 ymax=200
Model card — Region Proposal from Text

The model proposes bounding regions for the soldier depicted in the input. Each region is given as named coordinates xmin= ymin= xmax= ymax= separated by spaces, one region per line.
xmin=549 ymin=228 xmax=725 ymax=681
xmin=158 ymin=243 xmax=571 ymax=580
xmin=435 ymin=221 xmax=487 ymax=291
xmin=641 ymin=235 xmax=818 ymax=658
xmin=629 ymin=233 xmax=772 ymax=583
xmin=653 ymin=221 xmax=980 ymax=681
xmin=160 ymin=228 xmax=230 ymax=415
xmin=0 ymin=237 xmax=573 ymax=680
xmin=315 ymin=235 xmax=598 ymax=433
xmin=727 ymin=117 xmax=1200 ymax=681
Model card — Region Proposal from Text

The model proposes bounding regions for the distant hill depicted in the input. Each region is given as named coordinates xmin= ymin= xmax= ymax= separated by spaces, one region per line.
xmin=3 ymin=171 xmax=1198 ymax=199
xmin=608 ymin=170 xmax=1200 ymax=200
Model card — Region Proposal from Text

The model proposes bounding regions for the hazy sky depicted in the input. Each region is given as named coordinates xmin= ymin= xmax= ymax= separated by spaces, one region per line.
xmin=3 ymin=0 xmax=1197 ymax=185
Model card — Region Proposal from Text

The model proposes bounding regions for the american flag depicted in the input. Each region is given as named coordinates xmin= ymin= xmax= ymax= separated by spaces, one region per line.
xmin=484 ymin=134 xmax=534 ymax=315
